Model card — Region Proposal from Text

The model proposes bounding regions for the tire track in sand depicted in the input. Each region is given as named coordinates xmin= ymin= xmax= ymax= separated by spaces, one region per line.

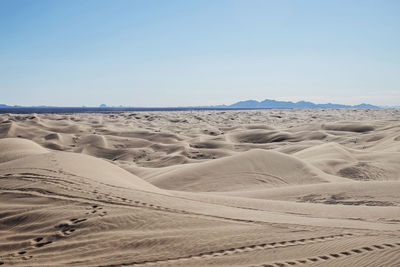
xmin=251 ymin=242 xmax=400 ymax=267
xmin=104 ymin=233 xmax=358 ymax=266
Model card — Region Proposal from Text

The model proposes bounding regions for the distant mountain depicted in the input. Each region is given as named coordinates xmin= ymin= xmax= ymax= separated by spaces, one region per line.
xmin=228 ymin=99 xmax=380 ymax=109
xmin=0 ymin=100 xmax=384 ymax=112
xmin=228 ymin=100 xmax=261 ymax=109
xmin=0 ymin=104 xmax=23 ymax=108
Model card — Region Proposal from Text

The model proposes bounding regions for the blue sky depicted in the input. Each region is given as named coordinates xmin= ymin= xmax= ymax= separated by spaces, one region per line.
xmin=1 ymin=0 xmax=399 ymax=106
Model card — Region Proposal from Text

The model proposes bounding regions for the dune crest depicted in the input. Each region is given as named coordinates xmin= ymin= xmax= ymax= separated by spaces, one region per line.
xmin=0 ymin=138 xmax=166 ymax=195
xmin=0 ymin=138 xmax=48 ymax=163
xmin=145 ymin=149 xmax=327 ymax=192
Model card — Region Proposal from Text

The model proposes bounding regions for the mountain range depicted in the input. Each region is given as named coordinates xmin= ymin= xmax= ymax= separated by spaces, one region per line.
xmin=225 ymin=99 xmax=379 ymax=109
xmin=0 ymin=99 xmax=382 ymax=111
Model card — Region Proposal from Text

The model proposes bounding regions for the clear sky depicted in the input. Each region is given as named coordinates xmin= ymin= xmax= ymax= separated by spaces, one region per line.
xmin=1 ymin=0 xmax=399 ymax=107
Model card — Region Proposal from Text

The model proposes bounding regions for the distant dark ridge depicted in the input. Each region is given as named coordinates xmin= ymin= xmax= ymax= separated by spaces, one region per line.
xmin=228 ymin=99 xmax=379 ymax=109
xmin=0 ymin=107 xmax=234 ymax=114
xmin=0 ymin=98 xmax=381 ymax=114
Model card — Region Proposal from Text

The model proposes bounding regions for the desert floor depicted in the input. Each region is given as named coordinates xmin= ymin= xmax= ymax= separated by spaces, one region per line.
xmin=1 ymin=109 xmax=400 ymax=266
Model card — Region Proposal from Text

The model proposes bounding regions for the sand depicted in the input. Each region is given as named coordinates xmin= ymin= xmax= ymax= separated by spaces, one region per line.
xmin=0 ymin=108 xmax=400 ymax=266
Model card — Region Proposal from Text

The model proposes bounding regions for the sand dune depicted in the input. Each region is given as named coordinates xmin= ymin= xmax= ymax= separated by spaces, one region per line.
xmin=1 ymin=109 xmax=400 ymax=266
xmin=295 ymin=142 xmax=400 ymax=180
xmin=143 ymin=149 xmax=330 ymax=192
xmin=321 ymin=122 xmax=375 ymax=133
xmin=0 ymin=138 xmax=48 ymax=163
xmin=0 ymin=142 xmax=165 ymax=195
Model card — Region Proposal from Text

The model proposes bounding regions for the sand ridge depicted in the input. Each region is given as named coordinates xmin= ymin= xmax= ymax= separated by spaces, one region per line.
xmin=1 ymin=109 xmax=400 ymax=266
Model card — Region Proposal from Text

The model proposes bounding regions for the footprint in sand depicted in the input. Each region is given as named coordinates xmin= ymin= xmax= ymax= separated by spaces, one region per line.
xmin=83 ymin=204 xmax=109 ymax=217
xmin=34 ymin=240 xmax=52 ymax=248
xmin=55 ymin=218 xmax=87 ymax=236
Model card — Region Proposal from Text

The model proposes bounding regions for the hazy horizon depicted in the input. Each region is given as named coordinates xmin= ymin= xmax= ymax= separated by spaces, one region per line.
xmin=1 ymin=0 xmax=399 ymax=107
xmin=0 ymin=97 xmax=391 ymax=108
